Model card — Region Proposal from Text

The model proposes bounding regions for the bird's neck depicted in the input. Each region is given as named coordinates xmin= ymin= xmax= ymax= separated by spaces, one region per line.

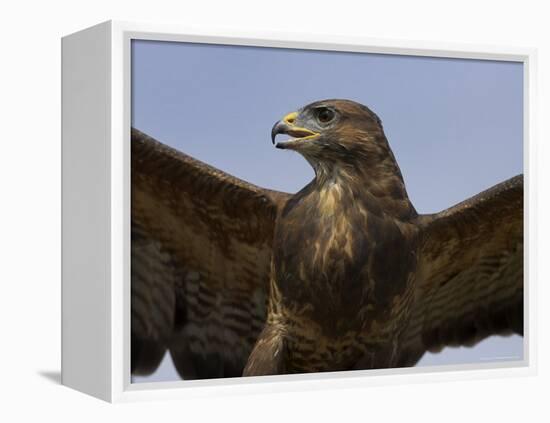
xmin=309 ymin=157 xmax=417 ymax=221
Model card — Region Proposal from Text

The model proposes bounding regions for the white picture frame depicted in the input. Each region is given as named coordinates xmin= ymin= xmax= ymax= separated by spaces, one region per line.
xmin=61 ymin=20 xmax=537 ymax=403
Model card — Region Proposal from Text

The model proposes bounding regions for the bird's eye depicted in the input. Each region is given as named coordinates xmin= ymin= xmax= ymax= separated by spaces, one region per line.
xmin=316 ymin=107 xmax=335 ymax=124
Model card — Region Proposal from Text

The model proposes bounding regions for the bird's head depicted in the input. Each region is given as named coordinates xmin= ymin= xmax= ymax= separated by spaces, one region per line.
xmin=271 ymin=99 xmax=414 ymax=217
xmin=271 ymin=99 xmax=392 ymax=175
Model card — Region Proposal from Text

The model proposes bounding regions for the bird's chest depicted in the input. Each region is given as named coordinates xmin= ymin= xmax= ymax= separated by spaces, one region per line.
xmin=276 ymin=203 xmax=367 ymax=300
xmin=272 ymin=185 xmax=415 ymax=332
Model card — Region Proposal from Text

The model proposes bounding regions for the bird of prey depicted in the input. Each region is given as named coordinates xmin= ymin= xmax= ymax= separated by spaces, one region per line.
xmin=131 ymin=99 xmax=523 ymax=379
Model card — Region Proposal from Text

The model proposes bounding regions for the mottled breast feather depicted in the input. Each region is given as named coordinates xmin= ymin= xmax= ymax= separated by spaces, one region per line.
xmin=131 ymin=128 xmax=290 ymax=379
xmin=398 ymin=175 xmax=524 ymax=367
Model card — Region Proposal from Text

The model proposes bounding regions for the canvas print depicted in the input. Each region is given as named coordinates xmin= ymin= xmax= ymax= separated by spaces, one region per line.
xmin=130 ymin=40 xmax=523 ymax=383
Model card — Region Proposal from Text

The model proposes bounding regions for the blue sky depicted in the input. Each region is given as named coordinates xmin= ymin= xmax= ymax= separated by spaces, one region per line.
xmin=131 ymin=39 xmax=523 ymax=382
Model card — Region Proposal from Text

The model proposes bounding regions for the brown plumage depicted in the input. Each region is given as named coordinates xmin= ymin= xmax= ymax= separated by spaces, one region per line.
xmin=131 ymin=99 xmax=523 ymax=379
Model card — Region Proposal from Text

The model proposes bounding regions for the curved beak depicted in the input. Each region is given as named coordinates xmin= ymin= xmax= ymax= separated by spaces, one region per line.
xmin=271 ymin=120 xmax=293 ymax=144
xmin=270 ymin=112 xmax=320 ymax=149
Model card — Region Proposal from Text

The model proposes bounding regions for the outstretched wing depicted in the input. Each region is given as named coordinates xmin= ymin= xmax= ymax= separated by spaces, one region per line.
xmin=398 ymin=175 xmax=524 ymax=366
xmin=131 ymin=128 xmax=289 ymax=379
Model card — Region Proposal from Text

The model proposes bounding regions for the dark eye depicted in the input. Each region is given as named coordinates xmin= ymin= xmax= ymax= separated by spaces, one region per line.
xmin=316 ymin=107 xmax=335 ymax=124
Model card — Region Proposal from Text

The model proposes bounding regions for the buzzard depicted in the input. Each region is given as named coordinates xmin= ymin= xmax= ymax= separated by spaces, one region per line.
xmin=131 ymin=99 xmax=523 ymax=379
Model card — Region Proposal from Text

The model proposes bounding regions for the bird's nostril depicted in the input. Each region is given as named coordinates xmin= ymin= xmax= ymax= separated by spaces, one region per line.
xmin=283 ymin=112 xmax=298 ymax=125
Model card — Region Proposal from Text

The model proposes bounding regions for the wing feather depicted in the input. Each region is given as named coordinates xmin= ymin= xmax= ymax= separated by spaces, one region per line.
xmin=398 ymin=175 xmax=524 ymax=366
xmin=131 ymin=128 xmax=289 ymax=379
